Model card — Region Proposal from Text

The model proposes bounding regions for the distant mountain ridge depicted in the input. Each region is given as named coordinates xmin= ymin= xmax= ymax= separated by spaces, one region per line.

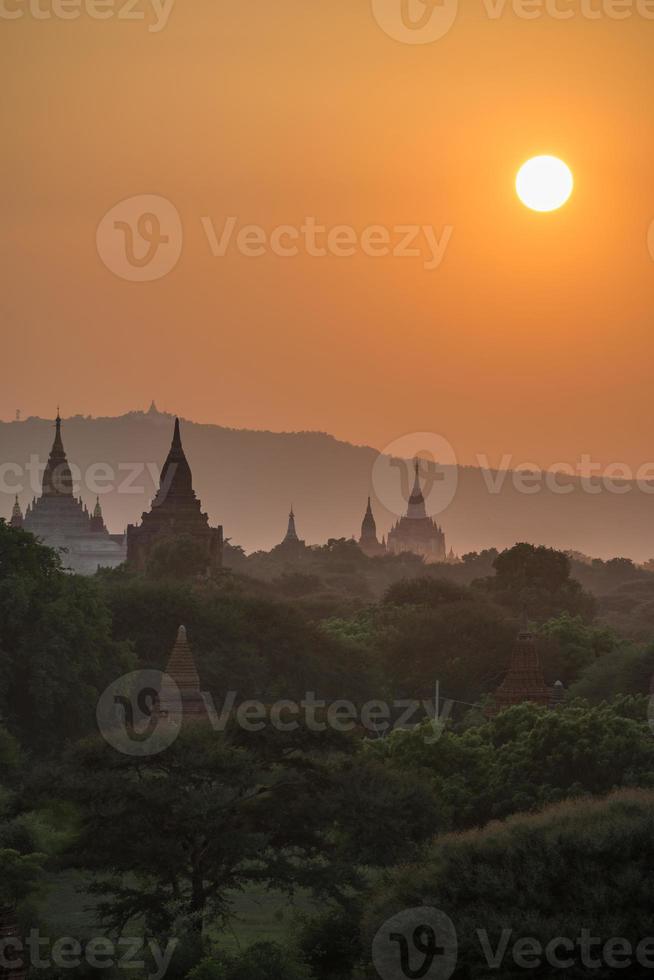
xmin=1 ymin=408 xmax=653 ymax=561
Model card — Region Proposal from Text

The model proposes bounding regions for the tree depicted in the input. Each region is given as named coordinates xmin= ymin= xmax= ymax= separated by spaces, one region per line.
xmin=187 ymin=943 xmax=312 ymax=980
xmin=375 ymin=597 xmax=516 ymax=704
xmin=478 ymin=543 xmax=596 ymax=622
xmin=147 ymin=535 xmax=211 ymax=581
xmin=569 ymin=643 xmax=654 ymax=703
xmin=0 ymin=726 xmax=46 ymax=928
xmin=54 ymin=726 xmax=341 ymax=937
xmin=365 ymin=699 xmax=654 ymax=830
xmin=536 ymin=612 xmax=617 ymax=685
xmin=100 ymin=577 xmax=376 ymax=704
xmin=363 ymin=790 xmax=654 ymax=979
xmin=382 ymin=577 xmax=471 ymax=608
xmin=0 ymin=522 xmax=133 ymax=752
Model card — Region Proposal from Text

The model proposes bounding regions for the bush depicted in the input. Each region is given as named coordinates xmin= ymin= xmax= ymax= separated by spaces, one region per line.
xmin=187 ymin=942 xmax=312 ymax=980
xmin=363 ymin=790 xmax=654 ymax=979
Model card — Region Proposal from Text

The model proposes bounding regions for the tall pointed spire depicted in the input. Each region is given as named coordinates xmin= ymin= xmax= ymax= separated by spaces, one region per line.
xmin=90 ymin=496 xmax=106 ymax=533
xmin=284 ymin=506 xmax=299 ymax=543
xmin=359 ymin=495 xmax=385 ymax=557
xmin=9 ymin=495 xmax=24 ymax=529
xmin=126 ymin=416 xmax=223 ymax=574
xmin=407 ymin=458 xmax=427 ymax=520
xmin=155 ymin=417 xmax=195 ymax=506
xmin=41 ymin=411 xmax=73 ymax=496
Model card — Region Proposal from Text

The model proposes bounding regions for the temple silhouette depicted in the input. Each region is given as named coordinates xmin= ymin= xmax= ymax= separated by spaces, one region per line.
xmin=358 ymin=497 xmax=386 ymax=557
xmin=17 ymin=413 xmax=126 ymax=575
xmin=4 ymin=413 xmax=460 ymax=572
xmin=386 ymin=460 xmax=447 ymax=563
xmin=127 ymin=418 xmax=223 ymax=574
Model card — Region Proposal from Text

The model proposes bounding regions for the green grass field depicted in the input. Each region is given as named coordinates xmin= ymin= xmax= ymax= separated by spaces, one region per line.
xmin=40 ymin=871 xmax=317 ymax=951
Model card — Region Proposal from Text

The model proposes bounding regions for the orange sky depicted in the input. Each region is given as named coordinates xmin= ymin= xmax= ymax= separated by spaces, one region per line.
xmin=3 ymin=1 xmax=654 ymax=471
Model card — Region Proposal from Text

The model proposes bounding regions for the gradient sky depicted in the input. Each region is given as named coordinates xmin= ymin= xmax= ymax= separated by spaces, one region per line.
xmin=3 ymin=0 xmax=654 ymax=472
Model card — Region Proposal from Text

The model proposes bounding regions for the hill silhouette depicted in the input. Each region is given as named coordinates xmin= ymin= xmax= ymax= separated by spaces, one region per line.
xmin=1 ymin=407 xmax=654 ymax=561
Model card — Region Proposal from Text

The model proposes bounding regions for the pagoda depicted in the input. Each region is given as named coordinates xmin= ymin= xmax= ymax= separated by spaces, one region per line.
xmin=157 ymin=625 xmax=209 ymax=725
xmin=490 ymin=628 xmax=553 ymax=715
xmin=126 ymin=418 xmax=223 ymax=574
xmin=9 ymin=496 xmax=23 ymax=529
xmin=272 ymin=507 xmax=306 ymax=558
xmin=386 ymin=460 xmax=447 ymax=563
xmin=22 ymin=413 xmax=126 ymax=575
xmin=358 ymin=497 xmax=386 ymax=557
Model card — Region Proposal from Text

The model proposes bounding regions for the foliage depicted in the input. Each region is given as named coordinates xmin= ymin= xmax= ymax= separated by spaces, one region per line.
xmin=295 ymin=903 xmax=362 ymax=980
xmin=478 ymin=543 xmax=596 ymax=622
xmin=99 ymin=576 xmax=377 ymax=704
xmin=365 ymin=699 xmax=654 ymax=830
xmin=0 ymin=725 xmax=46 ymax=911
xmin=536 ymin=612 xmax=617 ymax=685
xmin=569 ymin=643 xmax=654 ymax=703
xmin=362 ymin=790 xmax=654 ymax=979
xmin=0 ymin=522 xmax=133 ymax=752
xmin=187 ymin=942 xmax=312 ymax=980
xmin=376 ymin=593 xmax=516 ymax=704
xmin=146 ymin=535 xmax=212 ymax=581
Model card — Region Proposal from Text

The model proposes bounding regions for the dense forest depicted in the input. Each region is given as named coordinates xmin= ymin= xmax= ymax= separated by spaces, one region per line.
xmin=2 ymin=521 xmax=654 ymax=978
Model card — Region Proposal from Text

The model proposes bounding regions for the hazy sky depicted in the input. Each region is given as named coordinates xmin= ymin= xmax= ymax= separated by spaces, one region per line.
xmin=3 ymin=0 xmax=654 ymax=472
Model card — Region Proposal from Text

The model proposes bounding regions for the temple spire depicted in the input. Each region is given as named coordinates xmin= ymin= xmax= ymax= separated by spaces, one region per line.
xmin=90 ymin=496 xmax=106 ymax=533
xmin=10 ymin=495 xmax=23 ymax=529
xmin=155 ymin=417 xmax=195 ymax=505
xmin=407 ymin=458 xmax=427 ymax=520
xmin=42 ymin=411 xmax=73 ymax=497
xmin=284 ymin=506 xmax=299 ymax=543
xmin=359 ymin=495 xmax=385 ymax=557
xmin=172 ymin=417 xmax=182 ymax=449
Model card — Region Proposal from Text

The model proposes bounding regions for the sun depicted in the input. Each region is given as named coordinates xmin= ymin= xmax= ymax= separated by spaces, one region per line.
xmin=516 ymin=156 xmax=574 ymax=213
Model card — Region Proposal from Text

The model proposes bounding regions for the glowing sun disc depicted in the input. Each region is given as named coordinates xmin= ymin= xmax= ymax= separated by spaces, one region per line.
xmin=516 ymin=156 xmax=574 ymax=212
